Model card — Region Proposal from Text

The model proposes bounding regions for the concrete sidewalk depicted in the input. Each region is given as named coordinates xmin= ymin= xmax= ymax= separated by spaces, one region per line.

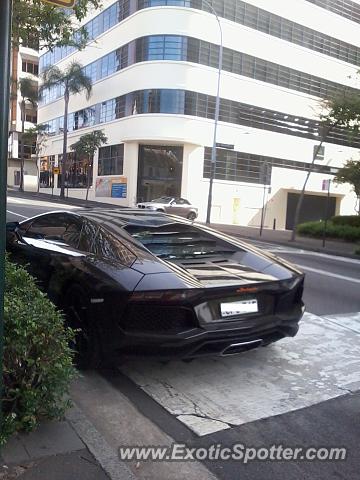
xmin=0 ymin=405 xmax=136 ymax=480
xmin=212 ymin=223 xmax=360 ymax=258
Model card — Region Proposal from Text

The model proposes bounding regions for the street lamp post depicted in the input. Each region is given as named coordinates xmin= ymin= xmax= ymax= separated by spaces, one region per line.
xmin=203 ymin=0 xmax=223 ymax=224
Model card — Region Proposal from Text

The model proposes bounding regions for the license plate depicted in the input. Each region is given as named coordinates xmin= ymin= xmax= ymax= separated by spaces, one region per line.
xmin=220 ymin=299 xmax=258 ymax=317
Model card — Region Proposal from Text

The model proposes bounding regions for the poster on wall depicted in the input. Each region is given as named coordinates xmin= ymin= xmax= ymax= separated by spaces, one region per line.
xmin=95 ymin=176 xmax=127 ymax=198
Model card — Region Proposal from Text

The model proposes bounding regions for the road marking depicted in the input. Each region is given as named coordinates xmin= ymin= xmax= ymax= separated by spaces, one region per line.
xmin=296 ymin=264 xmax=360 ymax=284
xmin=120 ymin=311 xmax=360 ymax=436
xmin=6 ymin=210 xmax=28 ymax=219
xmin=271 ymin=249 xmax=360 ymax=265
xmin=7 ymin=196 xmax=78 ymax=209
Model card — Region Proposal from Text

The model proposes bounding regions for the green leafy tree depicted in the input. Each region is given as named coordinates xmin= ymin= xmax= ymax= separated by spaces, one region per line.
xmin=40 ymin=62 xmax=92 ymax=199
xmin=291 ymin=89 xmax=358 ymax=241
xmin=333 ymin=160 xmax=360 ymax=214
xmin=18 ymin=77 xmax=39 ymax=192
xmin=13 ymin=0 xmax=101 ymax=51
xmin=71 ymin=130 xmax=107 ymax=201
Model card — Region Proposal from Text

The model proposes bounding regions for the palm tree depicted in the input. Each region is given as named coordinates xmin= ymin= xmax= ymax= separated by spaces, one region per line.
xmin=18 ymin=77 xmax=38 ymax=191
xmin=71 ymin=130 xmax=107 ymax=201
xmin=40 ymin=62 xmax=92 ymax=199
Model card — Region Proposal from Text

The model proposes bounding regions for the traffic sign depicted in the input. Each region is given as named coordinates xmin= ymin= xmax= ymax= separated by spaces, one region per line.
xmin=322 ymin=179 xmax=331 ymax=191
xmin=52 ymin=167 xmax=60 ymax=175
xmin=42 ymin=0 xmax=76 ymax=7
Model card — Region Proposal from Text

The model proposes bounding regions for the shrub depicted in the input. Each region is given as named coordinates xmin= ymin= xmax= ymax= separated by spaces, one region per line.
xmin=331 ymin=215 xmax=360 ymax=228
xmin=1 ymin=258 xmax=76 ymax=446
xmin=355 ymin=247 xmax=360 ymax=255
xmin=297 ymin=221 xmax=360 ymax=242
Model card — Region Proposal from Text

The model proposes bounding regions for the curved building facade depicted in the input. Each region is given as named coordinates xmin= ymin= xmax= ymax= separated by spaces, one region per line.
xmin=38 ymin=0 xmax=360 ymax=228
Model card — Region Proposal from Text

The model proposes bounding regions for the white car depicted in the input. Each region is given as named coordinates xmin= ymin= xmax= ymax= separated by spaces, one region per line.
xmin=137 ymin=196 xmax=198 ymax=220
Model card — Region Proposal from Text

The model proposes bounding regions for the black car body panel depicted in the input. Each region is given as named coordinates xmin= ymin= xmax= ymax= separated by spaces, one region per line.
xmin=6 ymin=209 xmax=305 ymax=363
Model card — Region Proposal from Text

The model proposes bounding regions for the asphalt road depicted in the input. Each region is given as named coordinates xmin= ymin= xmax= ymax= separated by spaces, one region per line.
xmin=6 ymin=194 xmax=360 ymax=480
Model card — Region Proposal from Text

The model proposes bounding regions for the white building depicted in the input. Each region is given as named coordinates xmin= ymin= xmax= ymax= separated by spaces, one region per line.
xmin=38 ymin=0 xmax=360 ymax=228
xmin=8 ymin=41 xmax=39 ymax=188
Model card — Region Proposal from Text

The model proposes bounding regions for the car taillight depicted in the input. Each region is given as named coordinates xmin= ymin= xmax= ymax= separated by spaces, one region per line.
xmin=129 ymin=289 xmax=204 ymax=304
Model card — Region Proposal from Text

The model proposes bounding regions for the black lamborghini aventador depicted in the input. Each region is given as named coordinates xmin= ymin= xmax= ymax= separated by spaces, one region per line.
xmin=6 ymin=209 xmax=305 ymax=367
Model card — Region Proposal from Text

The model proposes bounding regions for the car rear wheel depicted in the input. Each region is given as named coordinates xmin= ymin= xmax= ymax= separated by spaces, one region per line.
xmin=64 ymin=286 xmax=102 ymax=370
xmin=187 ymin=212 xmax=196 ymax=221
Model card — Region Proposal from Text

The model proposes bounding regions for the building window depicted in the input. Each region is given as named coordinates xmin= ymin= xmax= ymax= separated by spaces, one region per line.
xmin=203 ymin=147 xmax=334 ymax=184
xmin=18 ymin=139 xmax=36 ymax=159
xmin=41 ymin=89 xmax=360 ymax=149
xmin=98 ymin=144 xmax=124 ymax=176
xmin=40 ymin=34 xmax=355 ymax=107
xmin=305 ymin=0 xmax=360 ymax=24
xmin=40 ymin=0 xmax=360 ymax=73
xmin=25 ymin=113 xmax=37 ymax=123
xmin=22 ymin=60 xmax=39 ymax=76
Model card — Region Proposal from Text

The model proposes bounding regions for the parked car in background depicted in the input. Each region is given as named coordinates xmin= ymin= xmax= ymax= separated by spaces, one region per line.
xmin=6 ymin=209 xmax=305 ymax=368
xmin=137 ymin=196 xmax=198 ymax=220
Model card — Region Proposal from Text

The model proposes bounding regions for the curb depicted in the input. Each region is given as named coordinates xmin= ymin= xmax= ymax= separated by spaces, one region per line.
xmin=67 ymin=404 xmax=137 ymax=480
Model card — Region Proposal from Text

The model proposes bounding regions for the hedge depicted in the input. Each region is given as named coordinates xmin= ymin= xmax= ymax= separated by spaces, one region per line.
xmin=331 ymin=215 xmax=360 ymax=228
xmin=1 ymin=257 xmax=77 ymax=445
xmin=297 ymin=221 xmax=360 ymax=242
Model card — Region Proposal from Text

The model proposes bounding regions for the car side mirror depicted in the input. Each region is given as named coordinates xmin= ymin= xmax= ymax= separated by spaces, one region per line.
xmin=6 ymin=222 xmax=22 ymax=244
xmin=6 ymin=221 xmax=20 ymax=232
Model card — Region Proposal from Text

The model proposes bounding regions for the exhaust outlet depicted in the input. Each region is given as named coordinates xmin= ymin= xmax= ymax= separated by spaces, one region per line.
xmin=221 ymin=339 xmax=263 ymax=356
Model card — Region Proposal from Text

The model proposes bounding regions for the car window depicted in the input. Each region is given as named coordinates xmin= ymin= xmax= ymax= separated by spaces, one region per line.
xmin=125 ymin=224 xmax=237 ymax=259
xmin=78 ymin=218 xmax=99 ymax=253
xmin=151 ymin=197 xmax=173 ymax=203
xmin=25 ymin=213 xmax=83 ymax=249
xmin=175 ymin=198 xmax=188 ymax=205
xmin=92 ymin=226 xmax=136 ymax=266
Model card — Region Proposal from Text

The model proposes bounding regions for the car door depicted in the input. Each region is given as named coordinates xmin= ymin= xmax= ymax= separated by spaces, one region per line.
xmin=167 ymin=198 xmax=189 ymax=217
xmin=8 ymin=212 xmax=83 ymax=291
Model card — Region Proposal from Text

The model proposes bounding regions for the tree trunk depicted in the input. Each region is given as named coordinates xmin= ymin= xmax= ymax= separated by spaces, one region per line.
xmin=19 ymin=99 xmax=25 ymax=192
xmin=290 ymin=122 xmax=339 ymax=241
xmin=85 ymin=155 xmax=92 ymax=202
xmin=60 ymin=89 xmax=69 ymax=199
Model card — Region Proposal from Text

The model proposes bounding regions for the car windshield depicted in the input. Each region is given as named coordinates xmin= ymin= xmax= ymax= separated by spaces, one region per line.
xmin=150 ymin=197 xmax=173 ymax=203
xmin=125 ymin=224 xmax=236 ymax=259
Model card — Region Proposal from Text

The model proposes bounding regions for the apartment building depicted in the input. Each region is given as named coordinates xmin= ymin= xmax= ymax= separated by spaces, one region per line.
xmin=8 ymin=38 xmax=39 ymax=188
xmin=38 ymin=0 xmax=360 ymax=227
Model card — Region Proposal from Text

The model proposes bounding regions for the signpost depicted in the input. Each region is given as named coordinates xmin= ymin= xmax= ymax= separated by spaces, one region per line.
xmin=322 ymin=179 xmax=331 ymax=248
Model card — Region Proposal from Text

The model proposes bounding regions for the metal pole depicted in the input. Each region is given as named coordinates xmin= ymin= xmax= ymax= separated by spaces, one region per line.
xmin=322 ymin=180 xmax=331 ymax=248
xmin=260 ymin=184 xmax=266 ymax=236
xmin=204 ymin=0 xmax=223 ymax=224
xmin=0 ymin=0 xmax=12 ymax=435
xmin=259 ymin=162 xmax=268 ymax=236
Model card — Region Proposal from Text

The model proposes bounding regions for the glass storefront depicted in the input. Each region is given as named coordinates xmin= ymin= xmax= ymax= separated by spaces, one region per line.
xmin=39 ymin=155 xmax=55 ymax=188
xmin=137 ymin=145 xmax=183 ymax=202
xmin=57 ymin=153 xmax=92 ymax=188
